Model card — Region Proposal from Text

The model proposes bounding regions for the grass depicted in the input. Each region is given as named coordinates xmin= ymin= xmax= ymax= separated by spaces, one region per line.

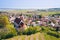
xmin=6 ymin=32 xmax=60 ymax=40
xmin=44 ymin=33 xmax=60 ymax=40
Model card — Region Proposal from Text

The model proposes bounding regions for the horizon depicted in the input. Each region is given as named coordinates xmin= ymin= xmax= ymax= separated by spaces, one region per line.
xmin=0 ymin=8 xmax=60 ymax=10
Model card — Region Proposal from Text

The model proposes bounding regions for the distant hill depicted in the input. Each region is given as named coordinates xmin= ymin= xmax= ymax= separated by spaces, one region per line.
xmin=36 ymin=8 xmax=60 ymax=12
xmin=48 ymin=8 xmax=60 ymax=11
xmin=0 ymin=8 xmax=60 ymax=12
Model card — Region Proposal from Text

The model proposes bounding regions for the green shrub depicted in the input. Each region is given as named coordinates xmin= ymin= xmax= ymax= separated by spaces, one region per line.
xmin=41 ymin=26 xmax=50 ymax=33
xmin=41 ymin=26 xmax=56 ymax=32
xmin=17 ymin=26 xmax=41 ymax=35
xmin=0 ymin=24 xmax=3 ymax=28
xmin=0 ymin=16 xmax=10 ymax=28
xmin=0 ymin=24 xmax=17 ymax=39
xmin=47 ymin=31 xmax=60 ymax=38
xmin=0 ymin=16 xmax=17 ymax=39
xmin=22 ymin=26 xmax=41 ymax=35
xmin=40 ymin=26 xmax=60 ymax=38
xmin=49 ymin=27 xmax=56 ymax=31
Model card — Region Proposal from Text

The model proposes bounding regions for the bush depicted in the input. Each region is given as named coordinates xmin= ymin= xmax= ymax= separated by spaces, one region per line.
xmin=41 ymin=26 xmax=50 ymax=33
xmin=22 ymin=26 xmax=41 ymax=35
xmin=41 ymin=26 xmax=56 ymax=33
xmin=17 ymin=26 xmax=41 ymax=35
xmin=0 ymin=24 xmax=17 ymax=39
xmin=47 ymin=31 xmax=60 ymax=38
xmin=49 ymin=27 xmax=56 ymax=31
xmin=0 ymin=16 xmax=10 ymax=28
xmin=40 ymin=26 xmax=60 ymax=38
xmin=0 ymin=16 xmax=17 ymax=39
xmin=0 ymin=24 xmax=3 ymax=28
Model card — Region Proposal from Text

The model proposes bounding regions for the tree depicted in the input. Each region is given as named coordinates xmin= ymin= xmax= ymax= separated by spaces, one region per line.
xmin=0 ymin=16 xmax=10 ymax=28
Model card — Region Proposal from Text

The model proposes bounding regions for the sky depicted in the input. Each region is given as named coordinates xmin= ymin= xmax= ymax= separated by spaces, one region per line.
xmin=0 ymin=0 xmax=60 ymax=9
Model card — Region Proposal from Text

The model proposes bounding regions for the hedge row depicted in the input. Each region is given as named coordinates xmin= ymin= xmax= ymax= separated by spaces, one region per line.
xmin=18 ymin=26 xmax=41 ymax=35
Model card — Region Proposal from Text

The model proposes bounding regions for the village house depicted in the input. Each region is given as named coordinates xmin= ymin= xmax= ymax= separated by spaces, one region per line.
xmin=8 ymin=14 xmax=60 ymax=31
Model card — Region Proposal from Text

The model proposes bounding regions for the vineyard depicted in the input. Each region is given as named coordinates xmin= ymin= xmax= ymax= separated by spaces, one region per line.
xmin=6 ymin=26 xmax=60 ymax=40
